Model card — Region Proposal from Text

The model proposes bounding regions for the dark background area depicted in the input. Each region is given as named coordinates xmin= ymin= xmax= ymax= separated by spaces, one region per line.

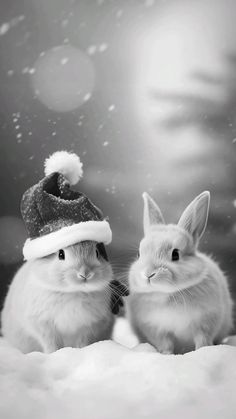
xmin=0 ymin=0 xmax=235 ymax=319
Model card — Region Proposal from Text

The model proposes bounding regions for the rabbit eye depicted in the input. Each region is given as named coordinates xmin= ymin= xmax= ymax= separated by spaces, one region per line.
xmin=58 ymin=249 xmax=65 ymax=260
xmin=172 ymin=249 xmax=179 ymax=261
xmin=96 ymin=249 xmax=99 ymax=258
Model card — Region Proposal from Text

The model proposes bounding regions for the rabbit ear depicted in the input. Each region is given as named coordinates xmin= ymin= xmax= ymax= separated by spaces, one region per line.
xmin=142 ymin=192 xmax=165 ymax=235
xmin=178 ymin=191 xmax=210 ymax=243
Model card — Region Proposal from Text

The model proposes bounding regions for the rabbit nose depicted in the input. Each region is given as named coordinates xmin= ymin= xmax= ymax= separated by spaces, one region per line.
xmin=147 ymin=272 xmax=156 ymax=280
xmin=77 ymin=273 xmax=87 ymax=282
xmin=76 ymin=271 xmax=94 ymax=281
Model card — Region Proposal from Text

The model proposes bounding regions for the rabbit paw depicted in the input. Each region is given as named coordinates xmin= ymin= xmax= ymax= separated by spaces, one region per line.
xmin=109 ymin=280 xmax=129 ymax=315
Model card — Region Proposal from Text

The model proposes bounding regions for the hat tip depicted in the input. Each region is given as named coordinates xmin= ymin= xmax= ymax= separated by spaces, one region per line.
xmin=44 ymin=151 xmax=83 ymax=185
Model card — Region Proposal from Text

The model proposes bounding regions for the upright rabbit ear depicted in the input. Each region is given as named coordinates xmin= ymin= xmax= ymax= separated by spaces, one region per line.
xmin=178 ymin=191 xmax=210 ymax=244
xmin=142 ymin=192 xmax=165 ymax=235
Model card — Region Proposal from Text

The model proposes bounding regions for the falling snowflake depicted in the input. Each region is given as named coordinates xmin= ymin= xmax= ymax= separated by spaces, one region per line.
xmin=7 ymin=70 xmax=14 ymax=77
xmin=108 ymin=104 xmax=115 ymax=111
xmin=12 ymin=112 xmax=20 ymax=121
xmin=103 ymin=141 xmax=109 ymax=147
xmin=116 ymin=10 xmax=123 ymax=19
xmin=61 ymin=19 xmax=69 ymax=27
xmin=99 ymin=43 xmax=108 ymax=52
xmin=87 ymin=45 xmax=97 ymax=55
xmin=22 ymin=67 xmax=29 ymax=74
xmin=22 ymin=67 xmax=35 ymax=75
xmin=83 ymin=93 xmax=92 ymax=102
xmin=0 ymin=23 xmax=10 ymax=36
xmin=145 ymin=0 xmax=155 ymax=7
xmin=61 ymin=57 xmax=69 ymax=65
xmin=111 ymin=185 xmax=116 ymax=195
xmin=0 ymin=15 xmax=25 ymax=36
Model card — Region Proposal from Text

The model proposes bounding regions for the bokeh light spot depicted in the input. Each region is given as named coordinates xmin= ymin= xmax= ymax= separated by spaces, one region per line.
xmin=31 ymin=45 xmax=95 ymax=112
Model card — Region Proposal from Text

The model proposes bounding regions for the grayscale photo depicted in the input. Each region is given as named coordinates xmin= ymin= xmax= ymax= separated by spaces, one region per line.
xmin=0 ymin=1 xmax=236 ymax=418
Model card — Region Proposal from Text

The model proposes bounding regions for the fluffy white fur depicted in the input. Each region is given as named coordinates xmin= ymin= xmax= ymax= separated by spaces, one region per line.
xmin=23 ymin=220 xmax=112 ymax=260
xmin=127 ymin=191 xmax=234 ymax=354
xmin=44 ymin=150 xmax=83 ymax=185
xmin=2 ymin=242 xmax=114 ymax=353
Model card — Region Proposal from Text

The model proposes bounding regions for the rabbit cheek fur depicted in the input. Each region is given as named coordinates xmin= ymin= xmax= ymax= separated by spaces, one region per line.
xmin=1 ymin=242 xmax=114 ymax=353
xmin=127 ymin=192 xmax=234 ymax=354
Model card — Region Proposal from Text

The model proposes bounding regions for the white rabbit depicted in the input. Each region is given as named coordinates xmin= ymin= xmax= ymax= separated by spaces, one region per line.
xmin=1 ymin=241 xmax=115 ymax=353
xmin=127 ymin=191 xmax=234 ymax=354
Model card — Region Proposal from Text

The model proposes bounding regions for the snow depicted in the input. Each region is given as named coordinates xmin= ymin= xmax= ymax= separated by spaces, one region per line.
xmin=0 ymin=23 xmax=10 ymax=36
xmin=0 ymin=318 xmax=236 ymax=419
xmin=87 ymin=45 xmax=97 ymax=55
xmin=99 ymin=43 xmax=108 ymax=52
xmin=61 ymin=57 xmax=69 ymax=65
xmin=7 ymin=70 xmax=14 ymax=77
xmin=61 ymin=19 xmax=69 ymax=28
xmin=145 ymin=0 xmax=156 ymax=7
xmin=83 ymin=93 xmax=92 ymax=102
xmin=116 ymin=10 xmax=124 ymax=19
xmin=87 ymin=44 xmax=108 ymax=55
xmin=22 ymin=67 xmax=36 ymax=75
xmin=0 ymin=15 xmax=25 ymax=36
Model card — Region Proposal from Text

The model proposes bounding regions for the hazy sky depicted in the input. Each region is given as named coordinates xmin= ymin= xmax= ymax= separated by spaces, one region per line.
xmin=0 ymin=0 xmax=236 ymax=288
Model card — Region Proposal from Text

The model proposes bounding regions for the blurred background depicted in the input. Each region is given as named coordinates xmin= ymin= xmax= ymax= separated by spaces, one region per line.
xmin=0 ymin=0 xmax=236 ymax=311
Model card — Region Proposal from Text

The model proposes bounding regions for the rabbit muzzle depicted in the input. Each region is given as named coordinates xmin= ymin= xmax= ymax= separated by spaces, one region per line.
xmin=149 ymin=267 xmax=173 ymax=284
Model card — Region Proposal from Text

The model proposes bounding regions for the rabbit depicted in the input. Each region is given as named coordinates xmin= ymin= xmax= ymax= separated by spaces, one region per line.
xmin=1 ymin=241 xmax=116 ymax=353
xmin=126 ymin=191 xmax=234 ymax=354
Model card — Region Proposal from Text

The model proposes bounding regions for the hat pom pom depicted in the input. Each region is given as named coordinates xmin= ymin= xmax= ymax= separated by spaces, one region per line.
xmin=44 ymin=151 xmax=83 ymax=185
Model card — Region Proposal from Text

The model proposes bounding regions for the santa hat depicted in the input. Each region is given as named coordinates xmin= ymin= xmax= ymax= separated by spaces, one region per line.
xmin=21 ymin=151 xmax=112 ymax=260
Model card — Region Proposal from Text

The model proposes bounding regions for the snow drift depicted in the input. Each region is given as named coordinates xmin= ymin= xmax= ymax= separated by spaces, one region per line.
xmin=0 ymin=319 xmax=236 ymax=419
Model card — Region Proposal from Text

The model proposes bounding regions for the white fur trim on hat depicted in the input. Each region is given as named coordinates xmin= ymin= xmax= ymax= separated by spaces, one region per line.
xmin=23 ymin=220 xmax=112 ymax=260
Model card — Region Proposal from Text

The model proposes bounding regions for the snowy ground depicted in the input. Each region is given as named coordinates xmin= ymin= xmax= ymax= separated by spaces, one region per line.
xmin=0 ymin=318 xmax=236 ymax=419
